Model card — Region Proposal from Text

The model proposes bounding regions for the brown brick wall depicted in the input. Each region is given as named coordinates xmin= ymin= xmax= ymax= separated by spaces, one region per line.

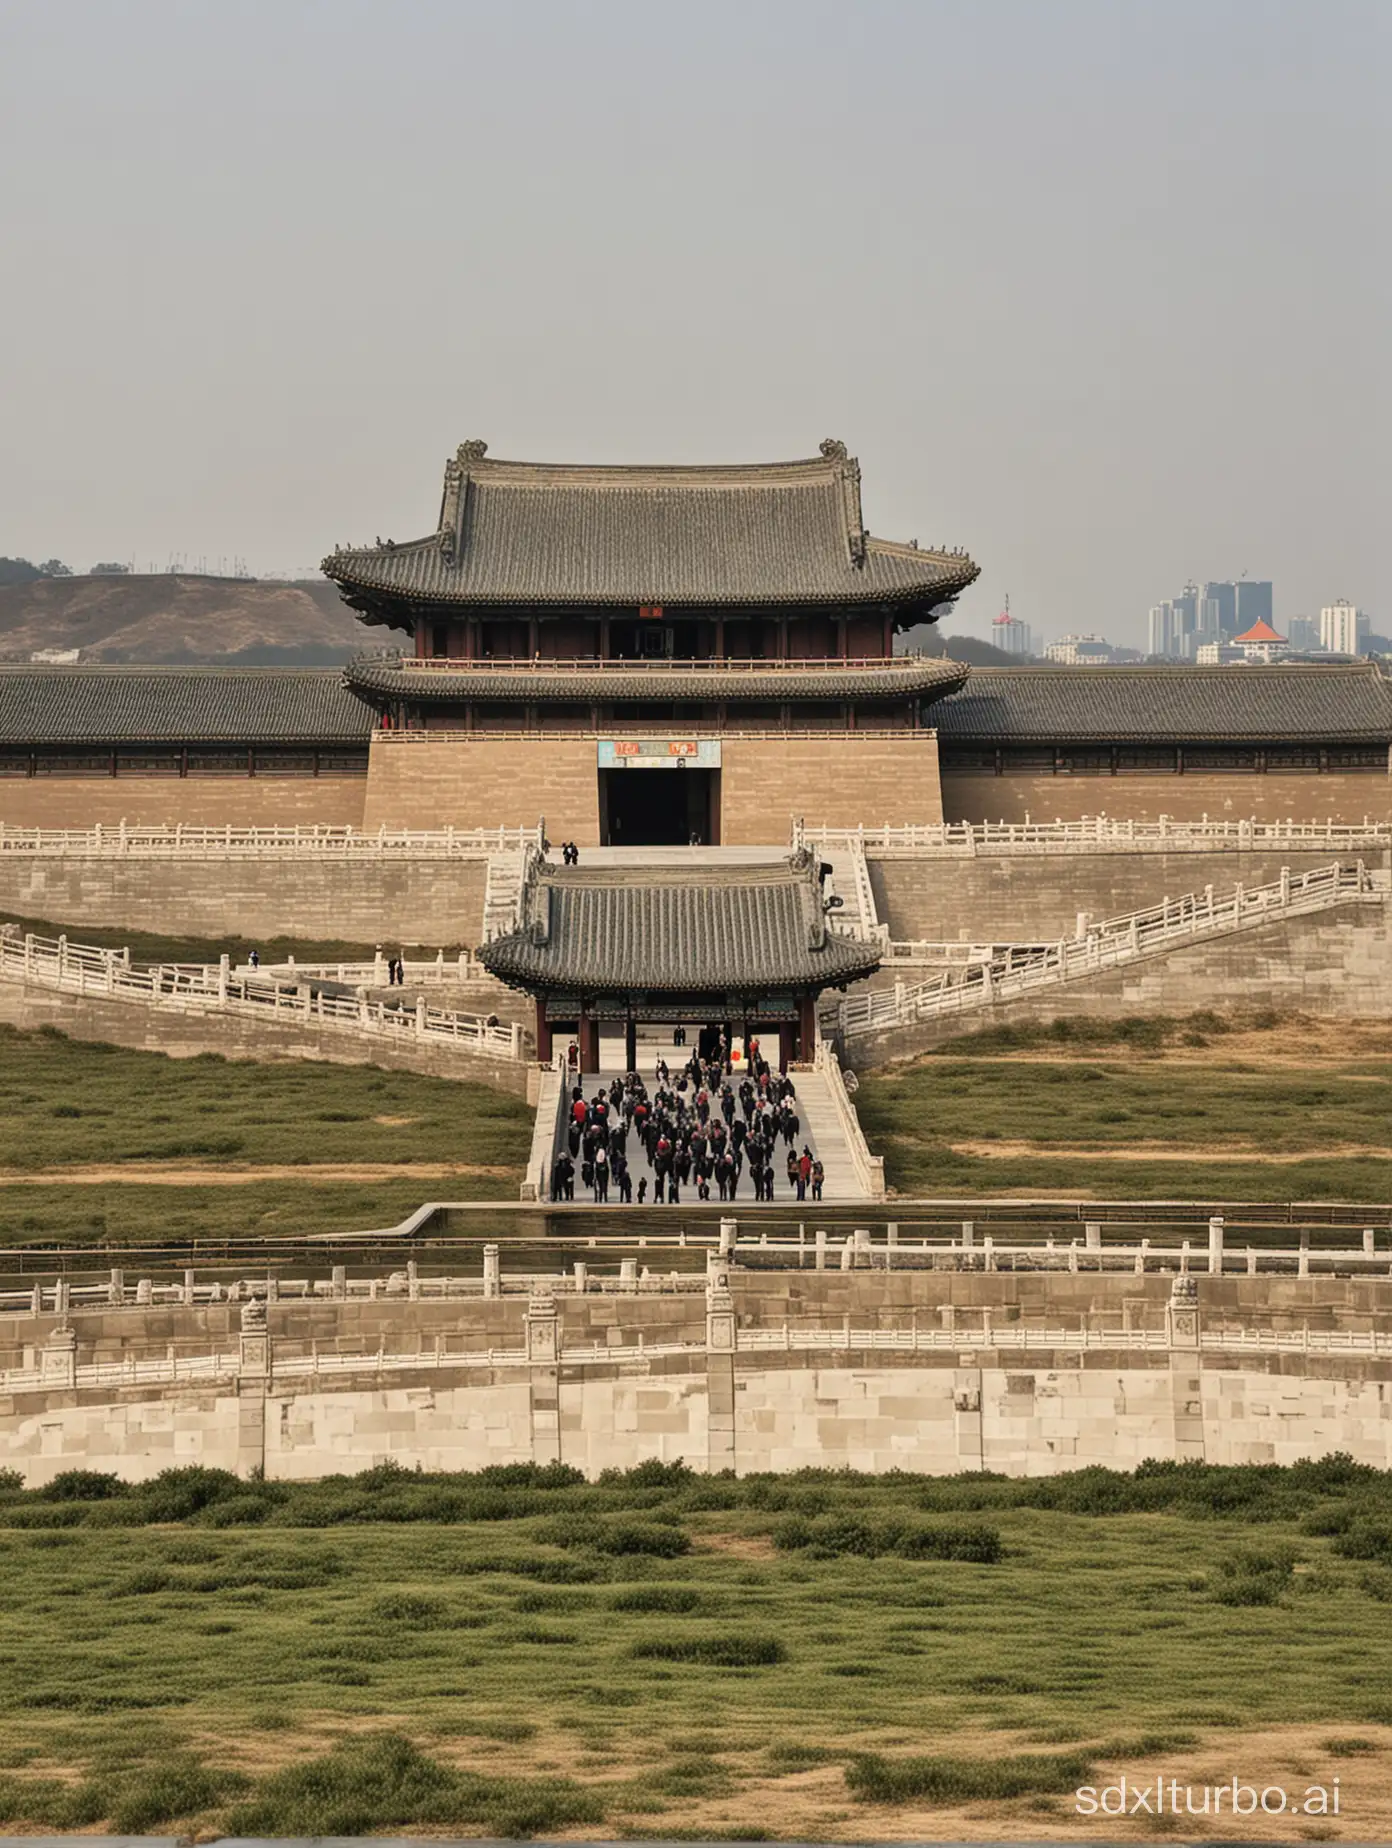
xmin=0 ymin=858 xmax=489 ymax=944
xmin=721 ymin=733 xmax=942 ymax=844
xmin=942 ymin=770 xmax=1392 ymax=826
xmin=363 ymin=736 xmax=599 ymax=839
xmin=0 ymin=778 xmax=367 ymax=829
xmin=362 ymin=732 xmax=943 ymax=845
xmin=870 ymin=849 xmax=1372 ymax=943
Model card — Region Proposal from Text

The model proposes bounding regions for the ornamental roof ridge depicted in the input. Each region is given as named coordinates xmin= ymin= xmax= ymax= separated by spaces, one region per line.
xmin=434 ymin=445 xmax=864 ymax=491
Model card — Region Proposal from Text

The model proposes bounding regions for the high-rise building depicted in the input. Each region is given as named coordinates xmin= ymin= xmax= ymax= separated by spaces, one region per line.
xmin=1147 ymin=580 xmax=1271 ymax=658
xmin=1320 ymin=601 xmax=1367 ymax=656
xmin=1233 ymin=581 xmax=1273 ymax=634
xmin=1199 ymin=581 xmax=1237 ymax=639
xmin=1147 ymin=604 xmax=1174 ymax=658
xmin=1286 ymin=616 xmax=1319 ymax=652
xmin=991 ymin=598 xmax=1032 ymax=656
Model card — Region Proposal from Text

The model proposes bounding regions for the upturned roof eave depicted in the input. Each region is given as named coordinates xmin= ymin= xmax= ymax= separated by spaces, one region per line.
xmin=342 ymin=656 xmax=970 ymax=703
xmin=476 ymin=949 xmax=883 ymax=997
xmin=323 ymin=565 xmax=978 ymax=610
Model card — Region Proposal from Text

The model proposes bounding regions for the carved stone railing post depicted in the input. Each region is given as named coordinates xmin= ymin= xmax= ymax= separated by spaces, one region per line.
xmin=1166 ymin=1274 xmax=1199 ymax=1350
xmin=526 ymin=1291 xmax=561 ymax=1465
xmin=237 ymin=1298 xmax=270 ymax=1481
xmin=706 ymin=1267 xmax=736 ymax=1473
xmin=41 ymin=1326 xmax=77 ymax=1390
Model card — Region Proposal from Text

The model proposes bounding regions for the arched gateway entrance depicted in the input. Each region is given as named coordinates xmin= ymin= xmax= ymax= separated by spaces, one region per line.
xmin=478 ymin=850 xmax=882 ymax=1073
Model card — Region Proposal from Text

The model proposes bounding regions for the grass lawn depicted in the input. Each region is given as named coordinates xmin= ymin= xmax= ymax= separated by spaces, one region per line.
xmin=1 ymin=910 xmax=471 ymax=965
xmin=0 ymin=1026 xmax=531 ymax=1246
xmin=0 ymin=1461 xmax=1387 ymax=1839
xmin=856 ymin=1010 xmax=1392 ymax=1202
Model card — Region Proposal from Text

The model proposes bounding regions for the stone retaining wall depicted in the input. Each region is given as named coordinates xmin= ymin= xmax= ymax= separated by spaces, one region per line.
xmin=941 ymin=769 xmax=1392 ymax=827
xmin=4 ymin=1272 xmax=1388 ymax=1483
xmin=851 ymin=902 xmax=1392 ymax=1063
xmin=869 ymin=849 xmax=1374 ymax=944
xmin=0 ymin=983 xmax=531 ymax=1094
xmin=0 ymin=857 xmax=489 ymax=942
xmin=0 ymin=777 xmax=368 ymax=830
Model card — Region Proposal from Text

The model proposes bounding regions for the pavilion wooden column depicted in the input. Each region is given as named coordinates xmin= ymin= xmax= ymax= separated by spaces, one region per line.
xmin=535 ymin=1001 xmax=553 ymax=1063
xmin=578 ymin=1009 xmax=600 ymax=1073
xmin=528 ymin=615 xmax=540 ymax=657
xmin=777 ymin=1022 xmax=795 ymax=1071
xmin=797 ymin=994 xmax=817 ymax=1061
xmin=714 ymin=612 xmax=725 ymax=660
xmin=624 ymin=1015 xmax=638 ymax=1072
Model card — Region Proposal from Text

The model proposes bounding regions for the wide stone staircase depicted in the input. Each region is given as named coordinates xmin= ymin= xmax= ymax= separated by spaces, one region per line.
xmin=0 ymin=923 xmax=527 ymax=1072
xmin=832 ymin=858 xmax=1388 ymax=1049
xmin=531 ymin=1047 xmax=881 ymax=1206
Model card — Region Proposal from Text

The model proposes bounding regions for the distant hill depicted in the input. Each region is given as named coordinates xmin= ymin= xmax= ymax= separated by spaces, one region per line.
xmin=898 ymin=625 xmax=1028 ymax=667
xmin=0 ymin=574 xmax=399 ymax=665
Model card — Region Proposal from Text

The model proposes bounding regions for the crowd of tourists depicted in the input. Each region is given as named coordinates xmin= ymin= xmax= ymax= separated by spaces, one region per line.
xmin=550 ymin=1046 xmax=824 ymax=1205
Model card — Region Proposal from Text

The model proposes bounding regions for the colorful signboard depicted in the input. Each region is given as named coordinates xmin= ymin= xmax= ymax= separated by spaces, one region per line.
xmin=596 ymin=738 xmax=721 ymax=769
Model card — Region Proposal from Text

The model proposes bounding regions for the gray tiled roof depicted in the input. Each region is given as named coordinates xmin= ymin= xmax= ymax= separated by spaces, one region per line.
xmin=934 ymin=665 xmax=1392 ymax=743
xmin=0 ymin=666 xmax=376 ymax=745
xmin=344 ymin=653 xmax=969 ymax=705
xmin=324 ymin=443 xmax=978 ymax=610
xmin=479 ymin=852 xmax=883 ymax=996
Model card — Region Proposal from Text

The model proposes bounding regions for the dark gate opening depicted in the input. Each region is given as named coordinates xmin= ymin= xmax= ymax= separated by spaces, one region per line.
xmin=600 ymin=768 xmax=719 ymax=846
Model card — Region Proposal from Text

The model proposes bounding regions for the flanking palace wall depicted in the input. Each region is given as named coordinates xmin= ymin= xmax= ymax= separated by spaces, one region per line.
xmin=4 ymin=745 xmax=1391 ymax=839
xmin=941 ymin=766 xmax=1392 ymax=826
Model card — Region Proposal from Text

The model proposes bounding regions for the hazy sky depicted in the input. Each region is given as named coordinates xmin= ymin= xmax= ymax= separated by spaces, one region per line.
xmin=1 ymin=0 xmax=1385 ymax=644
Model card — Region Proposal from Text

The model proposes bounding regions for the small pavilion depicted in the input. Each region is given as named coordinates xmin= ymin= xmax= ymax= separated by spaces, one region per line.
xmin=478 ymin=849 xmax=882 ymax=1071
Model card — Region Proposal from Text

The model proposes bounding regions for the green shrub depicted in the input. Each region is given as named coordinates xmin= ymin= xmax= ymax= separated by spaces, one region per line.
xmin=44 ymin=1469 xmax=126 ymax=1501
xmin=110 ymin=1760 xmax=250 ymax=1832
xmin=538 ymin=1516 xmax=690 ymax=1557
xmin=109 ymin=1567 xmax=173 ymax=1597
xmin=198 ymin=1495 xmax=273 ymax=1526
xmin=0 ymin=1774 xmax=106 ymax=1827
xmin=599 ymin=1458 xmax=694 ymax=1490
xmin=632 ymin=1633 xmax=786 ymax=1667
xmin=133 ymin=1465 xmax=244 ymax=1520
xmin=1333 ymin=1521 xmax=1392 ymax=1563
xmin=611 ymin=1585 xmax=702 ymax=1614
xmin=846 ymin=1750 xmax=1094 ymax=1804
xmin=773 ymin=1515 xmax=1001 ymax=1563
xmin=370 ymin=1592 xmax=450 ymax=1626
xmin=224 ymin=1732 xmax=603 ymax=1838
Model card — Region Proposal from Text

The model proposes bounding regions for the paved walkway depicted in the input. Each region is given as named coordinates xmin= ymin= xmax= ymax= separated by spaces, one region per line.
xmin=549 ymin=1057 xmax=866 ymax=1206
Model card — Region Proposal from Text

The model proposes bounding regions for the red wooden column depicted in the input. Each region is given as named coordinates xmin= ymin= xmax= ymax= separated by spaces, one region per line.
xmin=535 ymin=1001 xmax=552 ymax=1064
xmin=578 ymin=1009 xmax=600 ymax=1073
xmin=796 ymin=994 xmax=817 ymax=1062
xmin=777 ymin=1022 xmax=795 ymax=1071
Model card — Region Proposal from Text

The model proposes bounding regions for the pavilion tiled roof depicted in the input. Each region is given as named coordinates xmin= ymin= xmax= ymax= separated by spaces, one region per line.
xmin=0 ymin=666 xmax=376 ymax=745
xmin=323 ymin=440 xmax=979 ymax=612
xmin=479 ymin=851 xmax=883 ymax=996
xmin=343 ymin=653 xmax=969 ymax=705
xmin=932 ymin=664 xmax=1392 ymax=744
